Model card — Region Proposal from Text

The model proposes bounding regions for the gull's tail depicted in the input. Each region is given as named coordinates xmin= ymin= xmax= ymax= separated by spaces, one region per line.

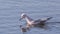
xmin=47 ymin=17 xmax=53 ymax=21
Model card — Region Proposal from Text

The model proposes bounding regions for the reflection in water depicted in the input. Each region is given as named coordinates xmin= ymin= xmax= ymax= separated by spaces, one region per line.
xmin=20 ymin=25 xmax=30 ymax=33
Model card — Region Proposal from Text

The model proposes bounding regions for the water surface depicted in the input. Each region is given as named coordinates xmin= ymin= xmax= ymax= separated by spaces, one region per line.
xmin=0 ymin=0 xmax=60 ymax=34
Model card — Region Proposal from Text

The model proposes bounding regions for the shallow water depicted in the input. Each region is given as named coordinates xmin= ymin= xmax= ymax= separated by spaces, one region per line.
xmin=0 ymin=0 xmax=60 ymax=34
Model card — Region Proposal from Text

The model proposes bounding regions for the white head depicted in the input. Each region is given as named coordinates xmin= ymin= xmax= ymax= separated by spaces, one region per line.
xmin=21 ymin=13 xmax=27 ymax=18
xmin=19 ymin=13 xmax=27 ymax=20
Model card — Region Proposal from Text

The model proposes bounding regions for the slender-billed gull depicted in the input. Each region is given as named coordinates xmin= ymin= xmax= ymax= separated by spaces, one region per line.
xmin=19 ymin=13 xmax=52 ymax=27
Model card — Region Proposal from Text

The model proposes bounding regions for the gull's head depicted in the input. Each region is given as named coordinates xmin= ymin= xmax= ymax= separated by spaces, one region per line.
xmin=19 ymin=13 xmax=27 ymax=21
xmin=21 ymin=13 xmax=27 ymax=18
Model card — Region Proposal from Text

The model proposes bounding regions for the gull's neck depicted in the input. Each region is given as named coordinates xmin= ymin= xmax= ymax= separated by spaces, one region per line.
xmin=25 ymin=15 xmax=33 ymax=23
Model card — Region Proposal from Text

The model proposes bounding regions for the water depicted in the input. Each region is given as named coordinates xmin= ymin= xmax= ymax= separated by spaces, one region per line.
xmin=0 ymin=0 xmax=60 ymax=34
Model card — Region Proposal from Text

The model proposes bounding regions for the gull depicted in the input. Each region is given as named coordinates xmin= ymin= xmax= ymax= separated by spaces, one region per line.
xmin=19 ymin=13 xmax=52 ymax=28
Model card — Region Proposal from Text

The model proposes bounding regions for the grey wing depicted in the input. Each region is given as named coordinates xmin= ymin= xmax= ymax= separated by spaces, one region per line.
xmin=34 ymin=19 xmax=41 ymax=22
xmin=34 ymin=19 xmax=45 ymax=25
xmin=34 ymin=17 xmax=52 ymax=25
xmin=40 ymin=17 xmax=53 ymax=22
